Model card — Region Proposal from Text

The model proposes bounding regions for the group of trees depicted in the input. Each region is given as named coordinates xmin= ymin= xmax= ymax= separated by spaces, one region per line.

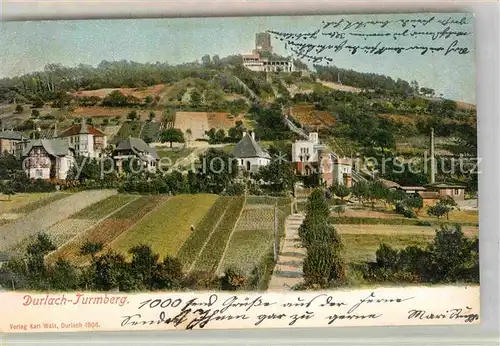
xmin=0 ymin=233 xmax=241 ymax=292
xmin=368 ymin=224 xmax=479 ymax=283
xmin=299 ymin=190 xmax=346 ymax=288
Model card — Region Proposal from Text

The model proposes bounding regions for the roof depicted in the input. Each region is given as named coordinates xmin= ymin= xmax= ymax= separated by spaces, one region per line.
xmin=0 ymin=130 xmax=26 ymax=141
xmin=398 ymin=186 xmax=426 ymax=191
xmin=58 ymin=122 xmax=106 ymax=138
xmin=22 ymin=139 xmax=74 ymax=157
xmin=426 ymin=182 xmax=466 ymax=189
xmin=231 ymin=133 xmax=271 ymax=159
xmin=115 ymin=137 xmax=159 ymax=160
xmin=417 ymin=191 xmax=441 ymax=199
xmin=380 ymin=179 xmax=401 ymax=189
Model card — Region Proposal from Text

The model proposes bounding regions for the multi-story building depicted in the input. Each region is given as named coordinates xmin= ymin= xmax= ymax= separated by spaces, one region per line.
xmin=332 ymin=157 xmax=353 ymax=187
xmin=242 ymin=32 xmax=295 ymax=73
xmin=22 ymin=139 xmax=76 ymax=180
xmin=0 ymin=130 xmax=26 ymax=156
xmin=57 ymin=121 xmax=107 ymax=158
xmin=113 ymin=137 xmax=160 ymax=173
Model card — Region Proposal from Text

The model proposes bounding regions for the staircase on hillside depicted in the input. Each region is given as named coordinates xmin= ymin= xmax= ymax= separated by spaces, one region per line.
xmin=268 ymin=213 xmax=306 ymax=291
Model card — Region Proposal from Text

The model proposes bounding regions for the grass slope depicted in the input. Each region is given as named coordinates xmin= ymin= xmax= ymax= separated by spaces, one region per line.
xmin=110 ymin=194 xmax=217 ymax=260
xmin=6 ymin=193 xmax=71 ymax=214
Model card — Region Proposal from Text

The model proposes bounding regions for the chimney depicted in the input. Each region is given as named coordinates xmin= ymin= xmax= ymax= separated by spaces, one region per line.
xmin=430 ymin=127 xmax=435 ymax=184
xmin=251 ymin=131 xmax=255 ymax=140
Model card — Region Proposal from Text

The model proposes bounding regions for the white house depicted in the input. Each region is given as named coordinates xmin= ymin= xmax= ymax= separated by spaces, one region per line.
xmin=242 ymin=53 xmax=295 ymax=73
xmin=57 ymin=121 xmax=107 ymax=158
xmin=22 ymin=139 xmax=76 ymax=180
xmin=232 ymin=132 xmax=271 ymax=173
xmin=332 ymin=156 xmax=353 ymax=187
xmin=113 ymin=137 xmax=160 ymax=173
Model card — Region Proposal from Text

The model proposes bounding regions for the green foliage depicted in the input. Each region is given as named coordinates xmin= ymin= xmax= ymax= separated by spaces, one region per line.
xmin=303 ymin=244 xmax=345 ymax=288
xmin=250 ymin=105 xmax=295 ymax=141
xmin=102 ymin=90 xmax=129 ymax=107
xmin=127 ymin=110 xmax=138 ymax=121
xmin=160 ymin=128 xmax=185 ymax=148
xmin=427 ymin=203 xmax=450 ymax=220
xmin=329 ymin=183 xmax=350 ymax=201
xmin=219 ymin=268 xmax=247 ymax=291
xmin=332 ymin=204 xmax=346 ymax=217
xmin=255 ymin=159 xmax=296 ymax=194
xmin=14 ymin=104 xmax=24 ymax=113
xmin=367 ymin=224 xmax=479 ymax=284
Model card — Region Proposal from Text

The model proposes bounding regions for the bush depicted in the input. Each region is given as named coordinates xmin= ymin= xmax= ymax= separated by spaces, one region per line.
xmin=375 ymin=243 xmax=399 ymax=270
xmin=219 ymin=268 xmax=247 ymax=291
xmin=303 ymin=244 xmax=345 ymax=288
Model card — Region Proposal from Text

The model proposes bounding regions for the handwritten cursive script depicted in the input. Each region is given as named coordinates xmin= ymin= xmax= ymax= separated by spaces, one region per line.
xmin=268 ymin=14 xmax=472 ymax=59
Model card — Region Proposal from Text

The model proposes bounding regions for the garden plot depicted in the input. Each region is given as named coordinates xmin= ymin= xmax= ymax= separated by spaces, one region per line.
xmin=110 ymin=194 xmax=217 ymax=260
xmin=235 ymin=208 xmax=274 ymax=231
xmin=220 ymin=206 xmax=275 ymax=275
xmin=194 ymin=197 xmax=245 ymax=273
xmin=49 ymin=195 xmax=167 ymax=265
xmin=43 ymin=195 xmax=138 ymax=247
xmin=0 ymin=190 xmax=116 ymax=252
xmin=176 ymin=196 xmax=233 ymax=270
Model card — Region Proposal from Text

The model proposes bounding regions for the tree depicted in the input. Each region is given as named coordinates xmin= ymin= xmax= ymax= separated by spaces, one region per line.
xmin=303 ymin=244 xmax=345 ymax=288
xmin=438 ymin=196 xmax=458 ymax=220
xmin=256 ymin=159 xmax=296 ymax=194
xmin=129 ymin=244 xmax=159 ymax=290
xmin=427 ymin=203 xmax=449 ymax=221
xmin=190 ymin=90 xmax=202 ymax=108
xmin=32 ymin=97 xmax=44 ymax=108
xmin=160 ymin=128 xmax=185 ymax=148
xmin=185 ymin=128 xmax=192 ymax=145
xmin=31 ymin=109 xmax=40 ymax=118
xmin=148 ymin=111 xmax=155 ymax=122
xmin=351 ymin=181 xmax=368 ymax=205
xmin=102 ymin=90 xmax=128 ymax=107
xmin=127 ymin=110 xmax=138 ymax=121
xmin=332 ymin=205 xmax=346 ymax=217
xmin=195 ymin=149 xmax=238 ymax=194
xmin=330 ymin=183 xmax=350 ymax=201
xmin=14 ymin=104 xmax=24 ymax=114
xmin=2 ymin=184 xmax=15 ymax=201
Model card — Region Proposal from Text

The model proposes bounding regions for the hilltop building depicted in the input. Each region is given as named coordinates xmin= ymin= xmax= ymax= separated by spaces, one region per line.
xmin=113 ymin=137 xmax=160 ymax=173
xmin=57 ymin=120 xmax=107 ymax=158
xmin=232 ymin=132 xmax=271 ymax=173
xmin=242 ymin=32 xmax=295 ymax=73
xmin=22 ymin=139 xmax=76 ymax=180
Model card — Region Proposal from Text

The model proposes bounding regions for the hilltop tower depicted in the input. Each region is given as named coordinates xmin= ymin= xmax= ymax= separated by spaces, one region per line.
xmin=255 ymin=32 xmax=273 ymax=53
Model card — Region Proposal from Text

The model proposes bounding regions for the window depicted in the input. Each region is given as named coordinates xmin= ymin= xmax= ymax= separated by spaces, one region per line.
xmin=454 ymin=189 xmax=460 ymax=196
xmin=35 ymin=169 xmax=43 ymax=178
xmin=246 ymin=161 xmax=251 ymax=171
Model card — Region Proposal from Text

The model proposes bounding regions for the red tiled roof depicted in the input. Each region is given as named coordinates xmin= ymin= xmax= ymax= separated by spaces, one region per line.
xmin=58 ymin=123 xmax=106 ymax=137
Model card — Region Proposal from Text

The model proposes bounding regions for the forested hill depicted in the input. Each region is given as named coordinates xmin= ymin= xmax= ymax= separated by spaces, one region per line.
xmin=314 ymin=64 xmax=437 ymax=99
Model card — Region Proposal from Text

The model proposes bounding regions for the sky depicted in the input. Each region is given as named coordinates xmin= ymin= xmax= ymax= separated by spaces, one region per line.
xmin=0 ymin=13 xmax=476 ymax=103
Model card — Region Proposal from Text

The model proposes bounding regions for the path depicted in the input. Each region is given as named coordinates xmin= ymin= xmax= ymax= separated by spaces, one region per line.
xmin=0 ymin=189 xmax=117 ymax=251
xmin=267 ymin=213 xmax=306 ymax=291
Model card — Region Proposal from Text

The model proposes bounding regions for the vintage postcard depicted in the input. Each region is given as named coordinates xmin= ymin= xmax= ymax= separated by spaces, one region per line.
xmin=0 ymin=12 xmax=479 ymax=333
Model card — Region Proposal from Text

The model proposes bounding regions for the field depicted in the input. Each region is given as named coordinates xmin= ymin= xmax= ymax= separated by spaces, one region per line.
xmin=71 ymin=107 xmax=163 ymax=121
xmin=0 ymin=192 xmax=70 ymax=214
xmin=110 ymin=194 xmax=218 ymax=260
xmin=36 ymin=195 xmax=137 ymax=248
xmin=337 ymin=223 xmax=478 ymax=265
xmin=220 ymin=205 xmax=275 ymax=275
xmin=174 ymin=112 xmax=245 ymax=140
xmin=72 ymin=84 xmax=166 ymax=100
xmin=157 ymin=148 xmax=194 ymax=164
xmin=176 ymin=196 xmax=234 ymax=270
xmin=113 ymin=121 xmax=143 ymax=142
xmin=49 ymin=195 xmax=167 ymax=265
xmin=317 ymin=80 xmax=363 ymax=93
xmin=193 ymin=196 xmax=245 ymax=273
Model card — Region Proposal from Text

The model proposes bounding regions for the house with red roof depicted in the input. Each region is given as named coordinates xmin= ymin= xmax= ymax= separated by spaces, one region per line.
xmin=56 ymin=120 xmax=108 ymax=158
